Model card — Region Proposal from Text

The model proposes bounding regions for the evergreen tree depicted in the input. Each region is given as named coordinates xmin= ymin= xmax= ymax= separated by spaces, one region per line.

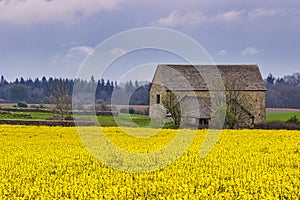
xmin=266 ymin=73 xmax=275 ymax=84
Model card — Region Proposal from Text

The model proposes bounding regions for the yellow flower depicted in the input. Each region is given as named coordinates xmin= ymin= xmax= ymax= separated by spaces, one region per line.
xmin=0 ymin=125 xmax=299 ymax=199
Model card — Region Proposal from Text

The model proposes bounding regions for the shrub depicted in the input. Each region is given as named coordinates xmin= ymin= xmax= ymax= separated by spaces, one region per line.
xmin=129 ymin=108 xmax=135 ymax=114
xmin=64 ymin=115 xmax=74 ymax=120
xmin=100 ymin=104 xmax=109 ymax=111
xmin=286 ymin=115 xmax=299 ymax=124
xmin=163 ymin=122 xmax=180 ymax=129
xmin=120 ymin=107 xmax=136 ymax=114
xmin=120 ymin=107 xmax=149 ymax=115
xmin=120 ymin=108 xmax=129 ymax=114
xmin=142 ymin=108 xmax=149 ymax=115
xmin=17 ymin=101 xmax=28 ymax=108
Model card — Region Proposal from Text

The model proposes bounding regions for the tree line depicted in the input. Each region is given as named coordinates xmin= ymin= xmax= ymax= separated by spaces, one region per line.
xmin=265 ymin=72 xmax=300 ymax=108
xmin=0 ymin=72 xmax=300 ymax=108
xmin=0 ymin=75 xmax=150 ymax=105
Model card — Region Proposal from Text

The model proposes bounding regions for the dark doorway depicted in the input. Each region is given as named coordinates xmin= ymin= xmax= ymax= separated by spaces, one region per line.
xmin=198 ymin=118 xmax=209 ymax=129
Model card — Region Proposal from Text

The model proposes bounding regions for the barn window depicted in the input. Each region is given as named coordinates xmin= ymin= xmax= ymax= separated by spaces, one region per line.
xmin=156 ymin=94 xmax=160 ymax=104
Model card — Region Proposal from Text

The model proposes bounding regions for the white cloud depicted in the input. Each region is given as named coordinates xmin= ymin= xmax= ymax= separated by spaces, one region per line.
xmin=151 ymin=9 xmax=248 ymax=27
xmin=219 ymin=49 xmax=227 ymax=56
xmin=66 ymin=45 xmax=93 ymax=58
xmin=109 ymin=48 xmax=127 ymax=56
xmin=151 ymin=10 xmax=208 ymax=27
xmin=215 ymin=10 xmax=245 ymax=22
xmin=49 ymin=45 xmax=93 ymax=68
xmin=151 ymin=7 xmax=299 ymax=28
xmin=241 ymin=47 xmax=259 ymax=56
xmin=0 ymin=0 xmax=121 ymax=25
xmin=248 ymin=8 xmax=286 ymax=18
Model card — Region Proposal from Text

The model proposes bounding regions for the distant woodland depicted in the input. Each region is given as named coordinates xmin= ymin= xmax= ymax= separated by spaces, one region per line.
xmin=0 ymin=76 xmax=150 ymax=105
xmin=0 ymin=72 xmax=299 ymax=108
xmin=265 ymin=72 xmax=300 ymax=108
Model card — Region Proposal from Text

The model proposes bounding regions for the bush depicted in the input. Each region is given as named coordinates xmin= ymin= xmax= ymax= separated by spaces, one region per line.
xmin=120 ymin=107 xmax=149 ymax=115
xmin=64 ymin=115 xmax=74 ymax=120
xmin=120 ymin=107 xmax=135 ymax=114
xmin=120 ymin=108 xmax=129 ymax=114
xmin=100 ymin=104 xmax=109 ymax=111
xmin=17 ymin=101 xmax=28 ymax=108
xmin=129 ymin=108 xmax=135 ymax=114
xmin=142 ymin=108 xmax=149 ymax=115
xmin=163 ymin=122 xmax=180 ymax=129
xmin=286 ymin=115 xmax=299 ymax=124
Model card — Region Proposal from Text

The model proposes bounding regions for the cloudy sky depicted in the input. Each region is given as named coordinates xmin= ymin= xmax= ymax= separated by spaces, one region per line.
xmin=0 ymin=0 xmax=299 ymax=81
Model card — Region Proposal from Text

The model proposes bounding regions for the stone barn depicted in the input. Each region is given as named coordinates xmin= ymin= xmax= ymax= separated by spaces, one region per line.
xmin=149 ymin=64 xmax=266 ymax=128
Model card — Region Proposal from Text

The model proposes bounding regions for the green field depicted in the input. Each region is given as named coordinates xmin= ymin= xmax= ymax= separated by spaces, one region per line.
xmin=0 ymin=110 xmax=172 ymax=128
xmin=266 ymin=112 xmax=300 ymax=122
xmin=95 ymin=113 xmax=151 ymax=127
xmin=1 ymin=107 xmax=300 ymax=126
xmin=94 ymin=114 xmax=176 ymax=128
xmin=0 ymin=111 xmax=53 ymax=120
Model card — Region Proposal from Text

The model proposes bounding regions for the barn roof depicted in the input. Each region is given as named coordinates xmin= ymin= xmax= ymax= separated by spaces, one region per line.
xmin=151 ymin=64 xmax=266 ymax=91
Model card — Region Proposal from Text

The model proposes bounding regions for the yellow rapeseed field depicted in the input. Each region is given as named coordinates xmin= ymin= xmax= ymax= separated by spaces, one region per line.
xmin=0 ymin=125 xmax=299 ymax=199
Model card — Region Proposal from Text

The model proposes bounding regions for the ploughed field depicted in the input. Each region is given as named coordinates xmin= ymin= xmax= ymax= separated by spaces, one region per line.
xmin=0 ymin=125 xmax=299 ymax=199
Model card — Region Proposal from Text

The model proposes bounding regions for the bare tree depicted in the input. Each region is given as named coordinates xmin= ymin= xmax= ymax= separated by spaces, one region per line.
xmin=161 ymin=91 xmax=181 ymax=125
xmin=50 ymin=79 xmax=71 ymax=120
xmin=225 ymin=81 xmax=254 ymax=128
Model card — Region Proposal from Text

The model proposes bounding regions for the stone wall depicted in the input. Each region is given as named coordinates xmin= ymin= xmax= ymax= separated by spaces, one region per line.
xmin=242 ymin=91 xmax=266 ymax=124
xmin=150 ymin=86 xmax=266 ymax=124
xmin=149 ymin=83 xmax=167 ymax=119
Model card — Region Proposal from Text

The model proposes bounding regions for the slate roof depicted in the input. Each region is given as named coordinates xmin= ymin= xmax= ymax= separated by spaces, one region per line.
xmin=151 ymin=64 xmax=266 ymax=91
